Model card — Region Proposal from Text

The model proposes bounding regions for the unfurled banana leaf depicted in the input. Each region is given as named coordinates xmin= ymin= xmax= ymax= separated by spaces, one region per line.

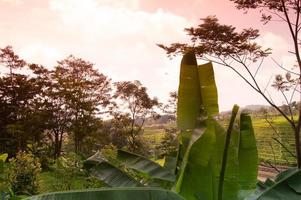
xmin=174 ymin=52 xmax=215 ymax=199
xmin=117 ymin=150 xmax=176 ymax=182
xmin=25 ymin=188 xmax=185 ymax=200
xmin=175 ymin=52 xmax=219 ymax=193
xmin=175 ymin=51 xmax=205 ymax=192
xmin=246 ymin=168 xmax=301 ymax=200
xmin=84 ymin=151 xmax=141 ymax=187
xmin=198 ymin=62 xmax=219 ymax=115
xmin=177 ymin=51 xmax=201 ymax=131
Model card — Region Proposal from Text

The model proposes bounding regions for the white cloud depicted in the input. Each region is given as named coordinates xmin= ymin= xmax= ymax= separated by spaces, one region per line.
xmin=46 ymin=0 xmax=190 ymax=102
xmin=0 ymin=0 xmax=23 ymax=5
xmin=49 ymin=0 xmax=188 ymax=41
xmin=19 ymin=43 xmax=62 ymax=67
xmin=256 ymin=32 xmax=289 ymax=54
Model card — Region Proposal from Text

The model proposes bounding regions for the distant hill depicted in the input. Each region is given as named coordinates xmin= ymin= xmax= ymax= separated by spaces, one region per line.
xmin=243 ymin=104 xmax=270 ymax=111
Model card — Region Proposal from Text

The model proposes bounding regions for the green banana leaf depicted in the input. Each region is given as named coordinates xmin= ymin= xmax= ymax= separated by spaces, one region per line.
xmin=175 ymin=52 xmax=219 ymax=193
xmin=84 ymin=151 xmax=141 ymax=187
xmin=198 ymin=62 xmax=219 ymax=115
xmin=116 ymin=150 xmax=176 ymax=182
xmin=238 ymin=113 xmax=258 ymax=198
xmin=246 ymin=168 xmax=301 ymax=200
xmin=163 ymin=156 xmax=177 ymax=174
xmin=176 ymin=118 xmax=216 ymax=200
xmin=177 ymin=51 xmax=201 ymax=131
xmin=25 ymin=188 xmax=185 ymax=200
xmin=177 ymin=108 xmax=241 ymax=200
xmin=175 ymin=51 xmax=205 ymax=192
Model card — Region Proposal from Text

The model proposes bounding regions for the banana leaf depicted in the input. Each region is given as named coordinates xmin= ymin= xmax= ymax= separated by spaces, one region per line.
xmin=163 ymin=156 xmax=177 ymax=174
xmin=84 ymin=151 xmax=141 ymax=187
xmin=198 ymin=62 xmax=219 ymax=115
xmin=175 ymin=51 xmax=204 ymax=190
xmin=177 ymin=51 xmax=201 ymax=131
xmin=117 ymin=150 xmax=176 ymax=182
xmin=175 ymin=52 xmax=219 ymax=191
xmin=176 ymin=118 xmax=216 ymax=200
xmin=238 ymin=113 xmax=258 ymax=198
xmin=246 ymin=168 xmax=301 ymax=200
xmin=177 ymin=113 xmax=258 ymax=200
xmin=25 ymin=188 xmax=185 ymax=200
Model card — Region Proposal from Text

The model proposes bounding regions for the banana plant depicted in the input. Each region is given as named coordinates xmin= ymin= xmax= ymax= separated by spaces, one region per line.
xmin=174 ymin=52 xmax=258 ymax=200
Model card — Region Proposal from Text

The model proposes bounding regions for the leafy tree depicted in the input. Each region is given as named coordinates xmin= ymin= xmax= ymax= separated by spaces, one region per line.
xmin=157 ymin=127 xmax=178 ymax=158
xmin=0 ymin=49 xmax=46 ymax=155
xmin=0 ymin=47 xmax=112 ymax=158
xmin=163 ymin=91 xmax=177 ymax=116
xmin=53 ymin=55 xmax=111 ymax=154
xmin=159 ymin=0 xmax=301 ymax=168
xmin=0 ymin=46 xmax=26 ymax=75
xmin=113 ymin=80 xmax=159 ymax=152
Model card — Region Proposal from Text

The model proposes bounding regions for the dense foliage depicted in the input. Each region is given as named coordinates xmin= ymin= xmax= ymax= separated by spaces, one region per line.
xmin=8 ymin=151 xmax=41 ymax=195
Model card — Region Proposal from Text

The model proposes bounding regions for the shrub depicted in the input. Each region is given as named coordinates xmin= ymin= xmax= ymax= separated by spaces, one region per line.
xmin=0 ymin=153 xmax=9 ymax=197
xmin=27 ymin=143 xmax=53 ymax=170
xmin=51 ymin=152 xmax=84 ymax=191
xmin=8 ymin=151 xmax=41 ymax=195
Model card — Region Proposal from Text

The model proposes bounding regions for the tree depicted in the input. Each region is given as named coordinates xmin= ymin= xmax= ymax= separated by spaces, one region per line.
xmin=113 ymin=80 xmax=159 ymax=152
xmin=53 ymin=55 xmax=111 ymax=154
xmin=0 ymin=48 xmax=46 ymax=156
xmin=27 ymin=63 xmax=69 ymax=159
xmin=0 ymin=46 xmax=26 ymax=76
xmin=163 ymin=91 xmax=177 ymax=116
xmin=159 ymin=0 xmax=301 ymax=168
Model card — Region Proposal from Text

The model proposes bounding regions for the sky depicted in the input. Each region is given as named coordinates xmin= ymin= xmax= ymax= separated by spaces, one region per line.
xmin=0 ymin=0 xmax=298 ymax=111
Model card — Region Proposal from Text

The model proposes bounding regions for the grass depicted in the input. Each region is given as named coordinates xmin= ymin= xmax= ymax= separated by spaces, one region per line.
xmin=38 ymin=169 xmax=103 ymax=194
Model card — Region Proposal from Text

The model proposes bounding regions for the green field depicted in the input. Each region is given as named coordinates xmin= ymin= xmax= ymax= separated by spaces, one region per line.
xmin=143 ymin=116 xmax=297 ymax=165
xmin=252 ymin=116 xmax=296 ymax=165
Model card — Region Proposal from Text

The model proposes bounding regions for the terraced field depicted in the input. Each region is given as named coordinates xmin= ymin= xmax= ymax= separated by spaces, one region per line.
xmin=143 ymin=116 xmax=297 ymax=165
xmin=252 ymin=116 xmax=296 ymax=165
xmin=142 ymin=126 xmax=166 ymax=149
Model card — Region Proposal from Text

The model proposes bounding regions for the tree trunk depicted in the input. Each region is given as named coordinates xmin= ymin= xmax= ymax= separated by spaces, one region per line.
xmin=54 ymin=131 xmax=59 ymax=159
xmin=296 ymin=76 xmax=301 ymax=168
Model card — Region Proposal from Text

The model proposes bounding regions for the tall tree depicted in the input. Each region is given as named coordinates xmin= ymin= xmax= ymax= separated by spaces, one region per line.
xmin=28 ymin=63 xmax=67 ymax=159
xmin=53 ymin=55 xmax=111 ymax=154
xmin=159 ymin=0 xmax=301 ymax=167
xmin=0 ymin=48 xmax=45 ymax=155
xmin=113 ymin=80 xmax=159 ymax=152
xmin=0 ymin=46 xmax=26 ymax=75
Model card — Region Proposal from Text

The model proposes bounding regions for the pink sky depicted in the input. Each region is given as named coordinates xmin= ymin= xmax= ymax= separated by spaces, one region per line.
xmin=0 ymin=0 xmax=297 ymax=111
